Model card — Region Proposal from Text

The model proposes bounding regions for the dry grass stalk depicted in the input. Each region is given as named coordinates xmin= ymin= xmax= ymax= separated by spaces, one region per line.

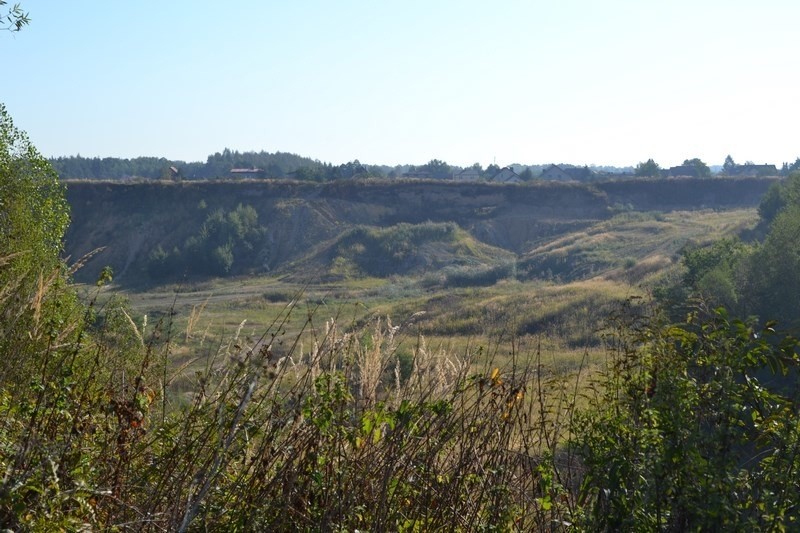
xmin=185 ymin=297 xmax=209 ymax=341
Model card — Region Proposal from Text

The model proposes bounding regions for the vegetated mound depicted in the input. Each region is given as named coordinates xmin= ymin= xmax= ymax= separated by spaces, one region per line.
xmin=288 ymin=221 xmax=516 ymax=281
xmin=515 ymin=209 xmax=760 ymax=283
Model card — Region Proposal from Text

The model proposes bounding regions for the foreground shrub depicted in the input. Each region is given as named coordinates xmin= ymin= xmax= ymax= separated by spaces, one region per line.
xmin=575 ymin=306 xmax=800 ymax=530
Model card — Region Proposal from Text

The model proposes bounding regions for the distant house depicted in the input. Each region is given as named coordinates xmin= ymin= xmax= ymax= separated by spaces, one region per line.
xmin=663 ymin=165 xmax=700 ymax=178
xmin=490 ymin=167 xmax=522 ymax=184
xmin=230 ymin=168 xmax=265 ymax=179
xmin=452 ymin=168 xmax=481 ymax=182
xmin=725 ymin=164 xmax=778 ymax=177
xmin=540 ymin=164 xmax=572 ymax=181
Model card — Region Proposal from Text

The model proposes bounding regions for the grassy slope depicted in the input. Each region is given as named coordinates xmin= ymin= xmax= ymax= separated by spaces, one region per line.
xmin=108 ymin=207 xmax=758 ymax=382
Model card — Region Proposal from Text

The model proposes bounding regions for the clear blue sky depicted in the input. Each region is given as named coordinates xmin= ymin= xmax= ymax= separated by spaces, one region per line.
xmin=3 ymin=1 xmax=799 ymax=168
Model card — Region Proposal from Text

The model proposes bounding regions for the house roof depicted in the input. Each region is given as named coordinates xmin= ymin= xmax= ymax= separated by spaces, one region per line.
xmin=541 ymin=164 xmax=572 ymax=179
xmin=456 ymin=168 xmax=481 ymax=175
xmin=490 ymin=167 xmax=521 ymax=182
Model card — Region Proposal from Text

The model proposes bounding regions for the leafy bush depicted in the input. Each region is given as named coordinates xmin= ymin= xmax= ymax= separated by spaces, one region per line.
xmin=337 ymin=222 xmax=460 ymax=277
xmin=575 ymin=306 xmax=800 ymax=530
xmin=146 ymin=203 xmax=266 ymax=280
xmin=659 ymin=172 xmax=800 ymax=327
xmin=0 ymin=104 xmax=80 ymax=391
xmin=743 ymin=205 xmax=800 ymax=327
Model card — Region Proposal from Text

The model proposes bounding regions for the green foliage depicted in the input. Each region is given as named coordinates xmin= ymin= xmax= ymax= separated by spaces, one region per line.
xmin=681 ymin=238 xmax=748 ymax=287
xmin=759 ymin=172 xmax=800 ymax=226
xmin=0 ymin=1 xmax=29 ymax=32
xmin=336 ymin=222 xmax=462 ymax=277
xmin=744 ymin=205 xmax=800 ymax=325
xmin=576 ymin=307 xmax=800 ymax=530
xmin=723 ymin=154 xmax=736 ymax=174
xmin=635 ymin=158 xmax=661 ymax=177
xmin=0 ymin=104 xmax=69 ymax=277
xmin=665 ymin=171 xmax=800 ymax=325
xmin=418 ymin=159 xmax=451 ymax=180
xmin=0 ymin=104 xmax=78 ymax=388
xmin=147 ymin=203 xmax=266 ymax=280
xmin=519 ymin=167 xmax=534 ymax=181
xmin=683 ymin=157 xmax=712 ymax=177
xmin=50 ymin=154 xmax=177 ymax=180
xmin=483 ymin=163 xmax=501 ymax=179
xmin=758 ymin=180 xmax=787 ymax=224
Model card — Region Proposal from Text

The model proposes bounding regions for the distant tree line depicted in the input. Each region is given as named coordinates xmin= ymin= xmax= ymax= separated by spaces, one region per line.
xmin=51 ymin=151 xmax=639 ymax=183
xmin=635 ymin=155 xmax=800 ymax=178
xmin=635 ymin=157 xmax=711 ymax=178
xmin=58 ymin=150 xmax=795 ymax=184
xmin=50 ymin=150 xmax=325 ymax=180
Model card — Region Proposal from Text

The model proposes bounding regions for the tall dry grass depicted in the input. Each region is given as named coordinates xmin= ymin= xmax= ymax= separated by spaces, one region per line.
xmin=0 ymin=267 xmax=589 ymax=530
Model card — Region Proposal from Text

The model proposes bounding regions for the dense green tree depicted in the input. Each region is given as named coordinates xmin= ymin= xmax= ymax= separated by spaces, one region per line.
xmin=758 ymin=181 xmax=787 ymax=225
xmin=744 ymin=205 xmax=800 ymax=324
xmin=483 ymin=163 xmax=500 ymax=179
xmin=681 ymin=238 xmax=750 ymax=311
xmin=634 ymin=158 xmax=660 ymax=177
xmin=758 ymin=171 xmax=800 ymax=225
xmin=0 ymin=104 xmax=69 ymax=279
xmin=325 ymin=160 xmax=382 ymax=180
xmin=683 ymin=157 xmax=711 ymax=177
xmin=419 ymin=159 xmax=451 ymax=180
xmin=148 ymin=203 xmax=266 ymax=280
xmin=0 ymin=103 xmax=81 ymax=389
xmin=666 ymin=171 xmax=800 ymax=326
xmin=722 ymin=154 xmax=736 ymax=174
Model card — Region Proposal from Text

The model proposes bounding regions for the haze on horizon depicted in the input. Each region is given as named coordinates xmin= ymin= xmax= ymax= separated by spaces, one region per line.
xmin=3 ymin=1 xmax=799 ymax=169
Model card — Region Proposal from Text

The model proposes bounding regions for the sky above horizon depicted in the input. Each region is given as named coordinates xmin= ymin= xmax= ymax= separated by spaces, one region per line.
xmin=2 ymin=1 xmax=799 ymax=169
